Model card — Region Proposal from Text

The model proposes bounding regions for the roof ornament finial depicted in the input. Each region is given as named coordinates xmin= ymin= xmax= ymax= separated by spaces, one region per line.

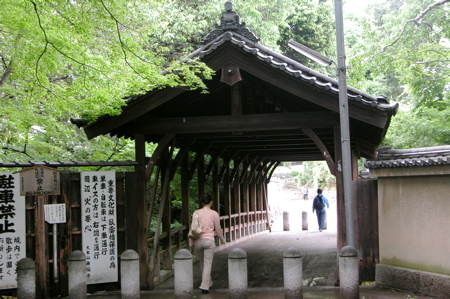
xmin=202 ymin=2 xmax=260 ymax=44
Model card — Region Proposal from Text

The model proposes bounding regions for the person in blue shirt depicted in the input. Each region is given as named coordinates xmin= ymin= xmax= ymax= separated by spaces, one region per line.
xmin=312 ymin=188 xmax=330 ymax=232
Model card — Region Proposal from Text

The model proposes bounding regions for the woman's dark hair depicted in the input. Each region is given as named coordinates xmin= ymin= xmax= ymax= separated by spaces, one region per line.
xmin=200 ymin=193 xmax=213 ymax=206
xmin=317 ymin=188 xmax=323 ymax=194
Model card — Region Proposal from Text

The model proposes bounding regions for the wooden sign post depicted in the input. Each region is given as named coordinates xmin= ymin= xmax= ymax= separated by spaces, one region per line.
xmin=19 ymin=166 xmax=61 ymax=299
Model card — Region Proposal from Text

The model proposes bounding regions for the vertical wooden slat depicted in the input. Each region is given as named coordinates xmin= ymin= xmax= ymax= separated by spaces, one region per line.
xmin=242 ymin=173 xmax=249 ymax=236
xmin=223 ymin=168 xmax=232 ymax=242
xmin=35 ymin=195 xmax=49 ymax=299
xmin=257 ymin=182 xmax=263 ymax=229
xmin=251 ymin=182 xmax=257 ymax=233
xmin=233 ymin=175 xmax=241 ymax=239
xmin=356 ymin=180 xmax=379 ymax=281
xmin=231 ymin=82 xmax=242 ymax=116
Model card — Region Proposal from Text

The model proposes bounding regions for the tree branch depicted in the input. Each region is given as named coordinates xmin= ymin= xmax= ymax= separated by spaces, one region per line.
xmin=371 ymin=0 xmax=450 ymax=59
xmin=99 ymin=0 xmax=150 ymax=79
xmin=410 ymin=0 xmax=449 ymax=23
xmin=31 ymin=0 xmax=112 ymax=89
xmin=95 ymin=138 xmax=127 ymax=171
xmin=1 ymin=146 xmax=34 ymax=159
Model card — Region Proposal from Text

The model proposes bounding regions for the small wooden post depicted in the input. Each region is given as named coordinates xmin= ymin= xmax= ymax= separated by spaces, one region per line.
xmin=36 ymin=195 xmax=48 ymax=299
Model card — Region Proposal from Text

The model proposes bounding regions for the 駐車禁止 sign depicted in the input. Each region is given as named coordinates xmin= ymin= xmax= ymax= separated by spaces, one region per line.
xmin=0 ymin=173 xmax=26 ymax=290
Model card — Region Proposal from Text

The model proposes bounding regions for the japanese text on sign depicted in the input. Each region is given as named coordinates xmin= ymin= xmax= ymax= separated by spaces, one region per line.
xmin=81 ymin=171 xmax=117 ymax=284
xmin=0 ymin=173 xmax=26 ymax=290
xmin=44 ymin=204 xmax=66 ymax=224
xmin=19 ymin=166 xmax=60 ymax=196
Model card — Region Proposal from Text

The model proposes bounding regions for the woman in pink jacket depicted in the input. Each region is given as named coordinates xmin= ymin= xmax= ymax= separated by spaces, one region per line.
xmin=189 ymin=193 xmax=226 ymax=293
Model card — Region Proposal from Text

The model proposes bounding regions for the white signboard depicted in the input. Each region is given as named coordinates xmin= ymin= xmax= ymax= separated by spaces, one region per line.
xmin=81 ymin=171 xmax=118 ymax=284
xmin=0 ymin=173 xmax=26 ymax=289
xmin=44 ymin=204 xmax=66 ymax=224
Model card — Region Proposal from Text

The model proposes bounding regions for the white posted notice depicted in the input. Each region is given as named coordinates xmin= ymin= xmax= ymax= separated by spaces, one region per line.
xmin=81 ymin=171 xmax=118 ymax=284
xmin=0 ymin=173 xmax=26 ymax=289
xmin=44 ymin=204 xmax=66 ymax=224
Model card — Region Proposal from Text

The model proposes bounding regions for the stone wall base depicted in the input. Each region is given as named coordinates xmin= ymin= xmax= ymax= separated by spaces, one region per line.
xmin=375 ymin=264 xmax=450 ymax=298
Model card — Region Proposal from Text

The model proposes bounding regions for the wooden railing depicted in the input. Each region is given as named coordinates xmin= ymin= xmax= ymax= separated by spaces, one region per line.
xmin=148 ymin=210 xmax=268 ymax=284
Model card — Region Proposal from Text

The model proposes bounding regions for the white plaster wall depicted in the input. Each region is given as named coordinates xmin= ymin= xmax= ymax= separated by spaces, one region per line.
xmin=378 ymin=174 xmax=450 ymax=276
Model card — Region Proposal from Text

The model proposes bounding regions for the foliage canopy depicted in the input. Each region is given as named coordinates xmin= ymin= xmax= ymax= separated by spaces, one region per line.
xmin=1 ymin=0 xmax=450 ymax=164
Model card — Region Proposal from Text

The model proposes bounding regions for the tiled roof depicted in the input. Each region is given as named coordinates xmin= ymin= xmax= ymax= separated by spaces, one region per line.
xmin=188 ymin=31 xmax=398 ymax=114
xmin=365 ymin=146 xmax=450 ymax=169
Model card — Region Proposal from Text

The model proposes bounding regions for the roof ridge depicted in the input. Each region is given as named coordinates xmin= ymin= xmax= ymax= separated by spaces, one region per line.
xmin=202 ymin=2 xmax=260 ymax=44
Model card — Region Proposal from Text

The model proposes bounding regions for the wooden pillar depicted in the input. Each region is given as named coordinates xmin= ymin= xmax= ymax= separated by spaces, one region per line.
xmin=161 ymin=152 xmax=172 ymax=270
xmin=147 ymin=135 xmax=174 ymax=288
xmin=181 ymin=155 xmax=190 ymax=240
xmin=149 ymin=150 xmax=172 ymax=288
xmin=134 ymin=134 xmax=148 ymax=289
xmin=162 ymin=196 xmax=172 ymax=270
xmin=36 ymin=195 xmax=49 ymax=299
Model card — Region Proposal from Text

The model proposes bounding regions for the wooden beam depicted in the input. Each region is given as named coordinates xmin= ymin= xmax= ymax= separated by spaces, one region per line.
xmin=188 ymin=142 xmax=212 ymax=181
xmin=169 ymin=138 xmax=195 ymax=181
xmin=129 ymin=112 xmax=338 ymax=135
xmin=84 ymin=88 xmax=185 ymax=139
xmin=230 ymin=155 xmax=248 ymax=182
xmin=265 ymin=161 xmax=281 ymax=184
xmin=145 ymin=134 xmax=175 ymax=181
xmin=302 ymin=128 xmax=336 ymax=175
xmin=239 ymin=157 xmax=257 ymax=184
xmin=205 ymin=150 xmax=225 ymax=181
xmin=219 ymin=155 xmax=235 ymax=181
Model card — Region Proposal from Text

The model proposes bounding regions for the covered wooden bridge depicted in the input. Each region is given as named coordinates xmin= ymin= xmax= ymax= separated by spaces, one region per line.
xmin=74 ymin=3 xmax=398 ymax=289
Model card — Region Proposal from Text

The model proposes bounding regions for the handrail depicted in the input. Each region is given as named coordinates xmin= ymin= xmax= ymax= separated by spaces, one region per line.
xmin=149 ymin=211 xmax=267 ymax=244
xmin=148 ymin=225 xmax=187 ymax=243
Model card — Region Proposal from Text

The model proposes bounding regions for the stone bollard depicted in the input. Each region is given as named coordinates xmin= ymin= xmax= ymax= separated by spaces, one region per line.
xmin=228 ymin=248 xmax=248 ymax=299
xmin=302 ymin=211 xmax=308 ymax=230
xmin=339 ymin=246 xmax=359 ymax=299
xmin=17 ymin=258 xmax=36 ymax=299
xmin=174 ymin=249 xmax=193 ymax=299
xmin=323 ymin=212 xmax=327 ymax=230
xmin=283 ymin=247 xmax=303 ymax=299
xmin=68 ymin=250 xmax=87 ymax=299
xmin=283 ymin=211 xmax=290 ymax=231
xmin=121 ymin=249 xmax=140 ymax=299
